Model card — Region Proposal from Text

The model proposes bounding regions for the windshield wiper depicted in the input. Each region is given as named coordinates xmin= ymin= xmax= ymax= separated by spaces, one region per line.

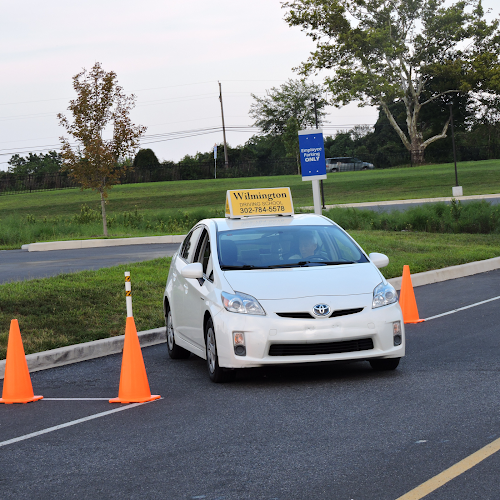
xmin=266 ymin=260 xmax=357 ymax=269
xmin=220 ymin=264 xmax=261 ymax=270
xmin=321 ymin=261 xmax=357 ymax=265
xmin=265 ymin=261 xmax=314 ymax=268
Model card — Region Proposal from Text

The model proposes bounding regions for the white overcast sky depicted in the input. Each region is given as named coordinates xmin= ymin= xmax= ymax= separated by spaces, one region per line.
xmin=0 ymin=0 xmax=498 ymax=169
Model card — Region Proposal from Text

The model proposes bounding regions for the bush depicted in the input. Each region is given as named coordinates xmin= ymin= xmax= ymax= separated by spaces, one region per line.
xmin=326 ymin=200 xmax=500 ymax=235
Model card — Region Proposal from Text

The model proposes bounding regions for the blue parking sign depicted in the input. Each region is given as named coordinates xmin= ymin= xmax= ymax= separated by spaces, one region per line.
xmin=299 ymin=129 xmax=327 ymax=180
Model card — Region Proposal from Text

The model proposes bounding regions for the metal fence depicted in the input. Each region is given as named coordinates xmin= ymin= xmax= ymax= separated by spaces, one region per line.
xmin=0 ymin=172 xmax=79 ymax=195
xmin=0 ymin=159 xmax=299 ymax=195
xmin=1 ymin=147 xmax=499 ymax=195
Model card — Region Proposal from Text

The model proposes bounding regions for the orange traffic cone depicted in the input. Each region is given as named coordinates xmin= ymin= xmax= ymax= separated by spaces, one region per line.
xmin=399 ymin=265 xmax=424 ymax=324
xmin=0 ymin=319 xmax=43 ymax=404
xmin=109 ymin=316 xmax=160 ymax=404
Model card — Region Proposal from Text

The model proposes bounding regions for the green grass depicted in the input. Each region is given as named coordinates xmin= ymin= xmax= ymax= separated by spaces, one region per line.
xmin=1 ymin=159 xmax=499 ymax=218
xmin=0 ymin=258 xmax=170 ymax=360
xmin=1 ymin=159 xmax=499 ymax=249
xmin=2 ymin=230 xmax=500 ymax=359
xmin=353 ymin=231 xmax=500 ymax=279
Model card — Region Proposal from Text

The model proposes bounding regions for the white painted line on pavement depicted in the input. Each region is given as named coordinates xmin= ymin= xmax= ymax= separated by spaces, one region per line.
xmin=42 ymin=398 xmax=111 ymax=401
xmin=424 ymin=295 xmax=500 ymax=321
xmin=0 ymin=400 xmax=157 ymax=448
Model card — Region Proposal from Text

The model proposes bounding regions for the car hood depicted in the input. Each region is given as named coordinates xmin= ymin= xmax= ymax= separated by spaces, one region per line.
xmin=223 ymin=263 xmax=383 ymax=300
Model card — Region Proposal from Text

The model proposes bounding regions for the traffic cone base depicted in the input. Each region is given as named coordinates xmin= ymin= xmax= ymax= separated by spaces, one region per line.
xmin=399 ymin=265 xmax=424 ymax=324
xmin=109 ymin=394 xmax=160 ymax=404
xmin=1 ymin=319 xmax=42 ymax=405
xmin=109 ymin=316 xmax=160 ymax=404
xmin=0 ymin=395 xmax=43 ymax=404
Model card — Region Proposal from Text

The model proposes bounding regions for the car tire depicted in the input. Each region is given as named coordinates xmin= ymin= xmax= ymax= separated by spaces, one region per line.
xmin=205 ymin=318 xmax=235 ymax=383
xmin=369 ymin=358 xmax=400 ymax=371
xmin=165 ymin=309 xmax=190 ymax=359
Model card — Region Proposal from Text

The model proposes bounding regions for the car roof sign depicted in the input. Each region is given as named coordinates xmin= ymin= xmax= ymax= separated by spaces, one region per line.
xmin=225 ymin=187 xmax=294 ymax=219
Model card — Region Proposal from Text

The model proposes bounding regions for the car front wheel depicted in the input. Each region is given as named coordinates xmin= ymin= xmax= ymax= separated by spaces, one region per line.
xmin=369 ymin=358 xmax=400 ymax=371
xmin=205 ymin=318 xmax=235 ymax=383
xmin=165 ymin=309 xmax=190 ymax=359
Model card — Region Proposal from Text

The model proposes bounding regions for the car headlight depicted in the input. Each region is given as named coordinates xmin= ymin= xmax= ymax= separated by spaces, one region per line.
xmin=221 ymin=291 xmax=266 ymax=315
xmin=372 ymin=282 xmax=398 ymax=308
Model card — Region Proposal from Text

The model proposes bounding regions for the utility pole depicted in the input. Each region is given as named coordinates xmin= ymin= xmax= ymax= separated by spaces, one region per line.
xmin=312 ymin=97 xmax=326 ymax=209
xmin=218 ymin=82 xmax=229 ymax=168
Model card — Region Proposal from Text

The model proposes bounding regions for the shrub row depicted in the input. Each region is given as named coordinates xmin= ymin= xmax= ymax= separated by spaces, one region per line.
xmin=326 ymin=200 xmax=500 ymax=234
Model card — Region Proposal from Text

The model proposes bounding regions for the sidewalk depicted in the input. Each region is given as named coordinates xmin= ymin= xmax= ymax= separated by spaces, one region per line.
xmin=304 ymin=193 xmax=500 ymax=210
xmin=22 ymin=234 xmax=185 ymax=252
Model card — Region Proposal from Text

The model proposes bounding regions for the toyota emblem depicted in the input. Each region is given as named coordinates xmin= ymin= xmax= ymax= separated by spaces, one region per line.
xmin=313 ymin=304 xmax=331 ymax=317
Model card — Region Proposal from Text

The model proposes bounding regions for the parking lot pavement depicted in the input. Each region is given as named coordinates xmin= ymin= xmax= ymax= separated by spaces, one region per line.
xmin=1 ymin=271 xmax=499 ymax=499
xmin=0 ymin=243 xmax=180 ymax=284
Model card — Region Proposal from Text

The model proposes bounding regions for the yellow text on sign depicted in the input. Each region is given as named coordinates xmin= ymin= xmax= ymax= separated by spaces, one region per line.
xmin=225 ymin=187 xmax=294 ymax=218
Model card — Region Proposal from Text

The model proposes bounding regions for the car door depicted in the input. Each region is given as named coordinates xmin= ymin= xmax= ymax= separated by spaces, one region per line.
xmin=171 ymin=225 xmax=204 ymax=347
xmin=182 ymin=227 xmax=216 ymax=349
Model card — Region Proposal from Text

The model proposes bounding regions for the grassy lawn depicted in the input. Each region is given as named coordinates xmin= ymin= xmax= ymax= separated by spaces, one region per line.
xmin=2 ymin=230 xmax=500 ymax=359
xmin=1 ymin=159 xmax=499 ymax=219
xmin=0 ymin=258 xmax=170 ymax=360
xmin=1 ymin=159 xmax=499 ymax=249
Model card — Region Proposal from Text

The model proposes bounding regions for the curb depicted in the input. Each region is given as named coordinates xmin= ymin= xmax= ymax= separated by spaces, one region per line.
xmin=22 ymin=235 xmax=186 ymax=252
xmin=387 ymin=256 xmax=500 ymax=290
xmin=0 ymin=327 xmax=166 ymax=379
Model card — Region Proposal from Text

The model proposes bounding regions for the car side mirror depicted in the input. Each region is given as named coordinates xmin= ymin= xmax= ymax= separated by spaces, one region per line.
xmin=181 ymin=262 xmax=204 ymax=279
xmin=368 ymin=252 xmax=389 ymax=269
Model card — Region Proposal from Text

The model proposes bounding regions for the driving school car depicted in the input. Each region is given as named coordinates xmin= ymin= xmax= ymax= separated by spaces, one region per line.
xmin=163 ymin=188 xmax=404 ymax=382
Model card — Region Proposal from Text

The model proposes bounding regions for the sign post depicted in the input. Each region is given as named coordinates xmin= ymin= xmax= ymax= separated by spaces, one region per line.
xmin=298 ymin=129 xmax=327 ymax=214
xmin=213 ymin=143 xmax=217 ymax=179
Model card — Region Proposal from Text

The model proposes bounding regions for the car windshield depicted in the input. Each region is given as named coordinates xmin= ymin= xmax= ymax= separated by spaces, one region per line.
xmin=217 ymin=225 xmax=369 ymax=269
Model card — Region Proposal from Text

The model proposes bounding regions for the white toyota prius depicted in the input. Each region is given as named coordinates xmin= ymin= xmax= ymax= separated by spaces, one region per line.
xmin=163 ymin=213 xmax=404 ymax=382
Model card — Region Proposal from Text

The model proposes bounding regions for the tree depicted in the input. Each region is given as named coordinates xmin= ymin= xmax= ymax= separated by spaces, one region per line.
xmin=249 ymin=79 xmax=327 ymax=134
xmin=283 ymin=0 xmax=500 ymax=163
xmin=58 ymin=62 xmax=146 ymax=236
xmin=133 ymin=148 xmax=160 ymax=169
xmin=7 ymin=151 xmax=62 ymax=175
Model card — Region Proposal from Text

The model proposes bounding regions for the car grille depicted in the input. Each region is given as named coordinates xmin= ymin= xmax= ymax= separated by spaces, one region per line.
xmin=329 ymin=308 xmax=364 ymax=317
xmin=276 ymin=312 xmax=314 ymax=319
xmin=276 ymin=308 xmax=363 ymax=319
xmin=268 ymin=338 xmax=374 ymax=356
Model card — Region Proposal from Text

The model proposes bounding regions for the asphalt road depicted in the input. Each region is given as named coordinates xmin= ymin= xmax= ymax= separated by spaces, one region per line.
xmin=0 ymin=243 xmax=180 ymax=284
xmin=1 ymin=270 xmax=499 ymax=499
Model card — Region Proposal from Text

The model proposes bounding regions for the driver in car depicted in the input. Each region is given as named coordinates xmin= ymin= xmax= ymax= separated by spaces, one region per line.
xmin=288 ymin=231 xmax=318 ymax=260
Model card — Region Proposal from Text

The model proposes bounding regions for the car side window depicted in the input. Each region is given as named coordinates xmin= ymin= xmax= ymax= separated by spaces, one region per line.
xmin=180 ymin=226 xmax=203 ymax=263
xmin=195 ymin=229 xmax=213 ymax=281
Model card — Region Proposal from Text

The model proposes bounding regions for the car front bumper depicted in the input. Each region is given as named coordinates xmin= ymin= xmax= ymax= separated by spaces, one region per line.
xmin=214 ymin=301 xmax=405 ymax=368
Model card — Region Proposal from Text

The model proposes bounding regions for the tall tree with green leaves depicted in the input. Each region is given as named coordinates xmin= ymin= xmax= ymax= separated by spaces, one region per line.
xmin=58 ymin=62 xmax=146 ymax=236
xmin=283 ymin=0 xmax=500 ymax=163
xmin=249 ymin=79 xmax=327 ymax=134
xmin=7 ymin=151 xmax=62 ymax=175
